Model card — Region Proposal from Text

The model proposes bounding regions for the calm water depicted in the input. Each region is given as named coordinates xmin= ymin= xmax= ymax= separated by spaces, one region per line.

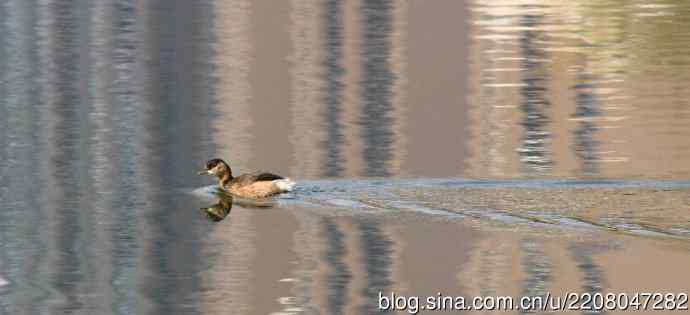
xmin=1 ymin=0 xmax=690 ymax=314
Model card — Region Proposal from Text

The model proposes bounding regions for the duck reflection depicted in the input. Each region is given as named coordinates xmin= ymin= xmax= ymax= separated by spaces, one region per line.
xmin=200 ymin=192 xmax=276 ymax=222
xmin=200 ymin=194 xmax=234 ymax=222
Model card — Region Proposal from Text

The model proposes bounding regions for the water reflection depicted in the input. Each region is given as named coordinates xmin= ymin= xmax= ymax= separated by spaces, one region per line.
xmin=517 ymin=12 xmax=553 ymax=175
xmin=469 ymin=0 xmax=690 ymax=179
xmin=2 ymin=2 xmax=689 ymax=182
xmin=142 ymin=0 xmax=215 ymax=314
xmin=519 ymin=240 xmax=552 ymax=314
xmin=322 ymin=218 xmax=351 ymax=314
xmin=323 ymin=0 xmax=346 ymax=177
xmin=0 ymin=2 xmax=50 ymax=313
xmin=200 ymin=195 xmax=234 ymax=222
xmin=51 ymin=2 xmax=89 ymax=313
xmin=569 ymin=243 xmax=610 ymax=309
xmin=572 ymin=72 xmax=602 ymax=177
xmin=2 ymin=0 xmax=690 ymax=314
xmin=360 ymin=0 xmax=396 ymax=177
xmin=199 ymin=193 xmax=281 ymax=222
xmin=356 ymin=220 xmax=395 ymax=314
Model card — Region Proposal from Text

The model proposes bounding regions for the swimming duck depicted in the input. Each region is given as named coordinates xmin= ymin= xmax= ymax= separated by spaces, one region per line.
xmin=198 ymin=158 xmax=295 ymax=198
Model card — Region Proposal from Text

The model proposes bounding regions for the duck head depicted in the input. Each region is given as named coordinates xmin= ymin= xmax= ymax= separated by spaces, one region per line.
xmin=198 ymin=158 xmax=233 ymax=179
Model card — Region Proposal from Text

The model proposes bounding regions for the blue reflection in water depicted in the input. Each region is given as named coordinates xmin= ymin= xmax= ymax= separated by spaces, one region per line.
xmin=323 ymin=0 xmax=346 ymax=178
xmin=109 ymin=1 xmax=145 ymax=314
xmin=518 ymin=12 xmax=552 ymax=175
xmin=569 ymin=243 xmax=610 ymax=315
xmin=50 ymin=1 xmax=87 ymax=313
xmin=0 ymin=1 xmax=48 ymax=314
xmin=520 ymin=239 xmax=552 ymax=314
xmin=141 ymin=1 xmax=215 ymax=314
xmin=358 ymin=220 xmax=394 ymax=314
xmin=322 ymin=218 xmax=351 ymax=315
xmin=361 ymin=0 xmax=395 ymax=177
xmin=572 ymin=72 xmax=602 ymax=177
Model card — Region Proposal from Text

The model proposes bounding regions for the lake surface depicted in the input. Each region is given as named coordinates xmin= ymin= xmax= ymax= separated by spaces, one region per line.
xmin=1 ymin=0 xmax=689 ymax=314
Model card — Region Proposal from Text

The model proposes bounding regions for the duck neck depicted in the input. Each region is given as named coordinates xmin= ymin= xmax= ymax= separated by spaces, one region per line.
xmin=219 ymin=171 xmax=234 ymax=188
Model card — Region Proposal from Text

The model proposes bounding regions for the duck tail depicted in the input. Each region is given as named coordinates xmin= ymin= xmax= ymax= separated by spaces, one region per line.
xmin=273 ymin=178 xmax=296 ymax=192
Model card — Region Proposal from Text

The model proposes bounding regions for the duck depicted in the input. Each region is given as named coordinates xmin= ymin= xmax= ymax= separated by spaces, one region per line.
xmin=198 ymin=158 xmax=296 ymax=198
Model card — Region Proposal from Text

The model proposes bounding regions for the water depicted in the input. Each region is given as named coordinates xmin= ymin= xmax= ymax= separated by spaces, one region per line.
xmin=1 ymin=0 xmax=689 ymax=314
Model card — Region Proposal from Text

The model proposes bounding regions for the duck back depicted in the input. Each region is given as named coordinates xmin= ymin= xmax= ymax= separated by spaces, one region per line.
xmin=225 ymin=172 xmax=294 ymax=198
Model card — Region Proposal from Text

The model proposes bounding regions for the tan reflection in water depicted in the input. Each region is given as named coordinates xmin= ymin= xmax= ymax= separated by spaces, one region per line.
xmin=288 ymin=211 xmax=326 ymax=314
xmin=288 ymin=0 xmax=326 ymax=178
xmin=467 ymin=0 xmax=523 ymax=178
xmin=206 ymin=0 xmax=690 ymax=179
xmin=270 ymin=215 xmax=406 ymax=315
xmin=403 ymin=0 xmax=469 ymax=178
xmin=198 ymin=194 xmax=690 ymax=315
xmin=199 ymin=203 xmax=256 ymax=315
xmin=597 ymin=238 xmax=690 ymax=315
xmin=340 ymin=220 xmax=368 ymax=315
xmin=202 ymin=2 xmax=255 ymax=311
xmin=388 ymin=0 xmax=408 ymax=177
xmin=212 ymin=0 xmax=253 ymax=173
xmin=467 ymin=0 xmax=690 ymax=179
xmin=460 ymin=232 xmax=523 ymax=315
xmin=310 ymin=219 xmax=355 ymax=313
xmin=249 ymin=208 xmax=300 ymax=314
xmin=542 ymin=241 xmax=583 ymax=308
xmin=394 ymin=220 xmax=478 ymax=307
xmin=248 ymin=0 xmax=293 ymax=176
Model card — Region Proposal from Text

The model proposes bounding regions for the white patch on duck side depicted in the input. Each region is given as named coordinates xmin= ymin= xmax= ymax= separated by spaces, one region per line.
xmin=273 ymin=178 xmax=296 ymax=192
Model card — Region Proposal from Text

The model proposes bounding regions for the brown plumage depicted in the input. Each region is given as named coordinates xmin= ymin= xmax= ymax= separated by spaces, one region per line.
xmin=198 ymin=158 xmax=295 ymax=198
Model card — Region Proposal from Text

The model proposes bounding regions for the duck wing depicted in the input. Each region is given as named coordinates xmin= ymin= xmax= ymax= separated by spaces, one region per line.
xmin=232 ymin=172 xmax=284 ymax=185
xmin=254 ymin=172 xmax=284 ymax=181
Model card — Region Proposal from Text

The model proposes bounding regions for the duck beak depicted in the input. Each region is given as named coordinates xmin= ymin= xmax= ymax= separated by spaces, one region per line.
xmin=198 ymin=170 xmax=211 ymax=175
